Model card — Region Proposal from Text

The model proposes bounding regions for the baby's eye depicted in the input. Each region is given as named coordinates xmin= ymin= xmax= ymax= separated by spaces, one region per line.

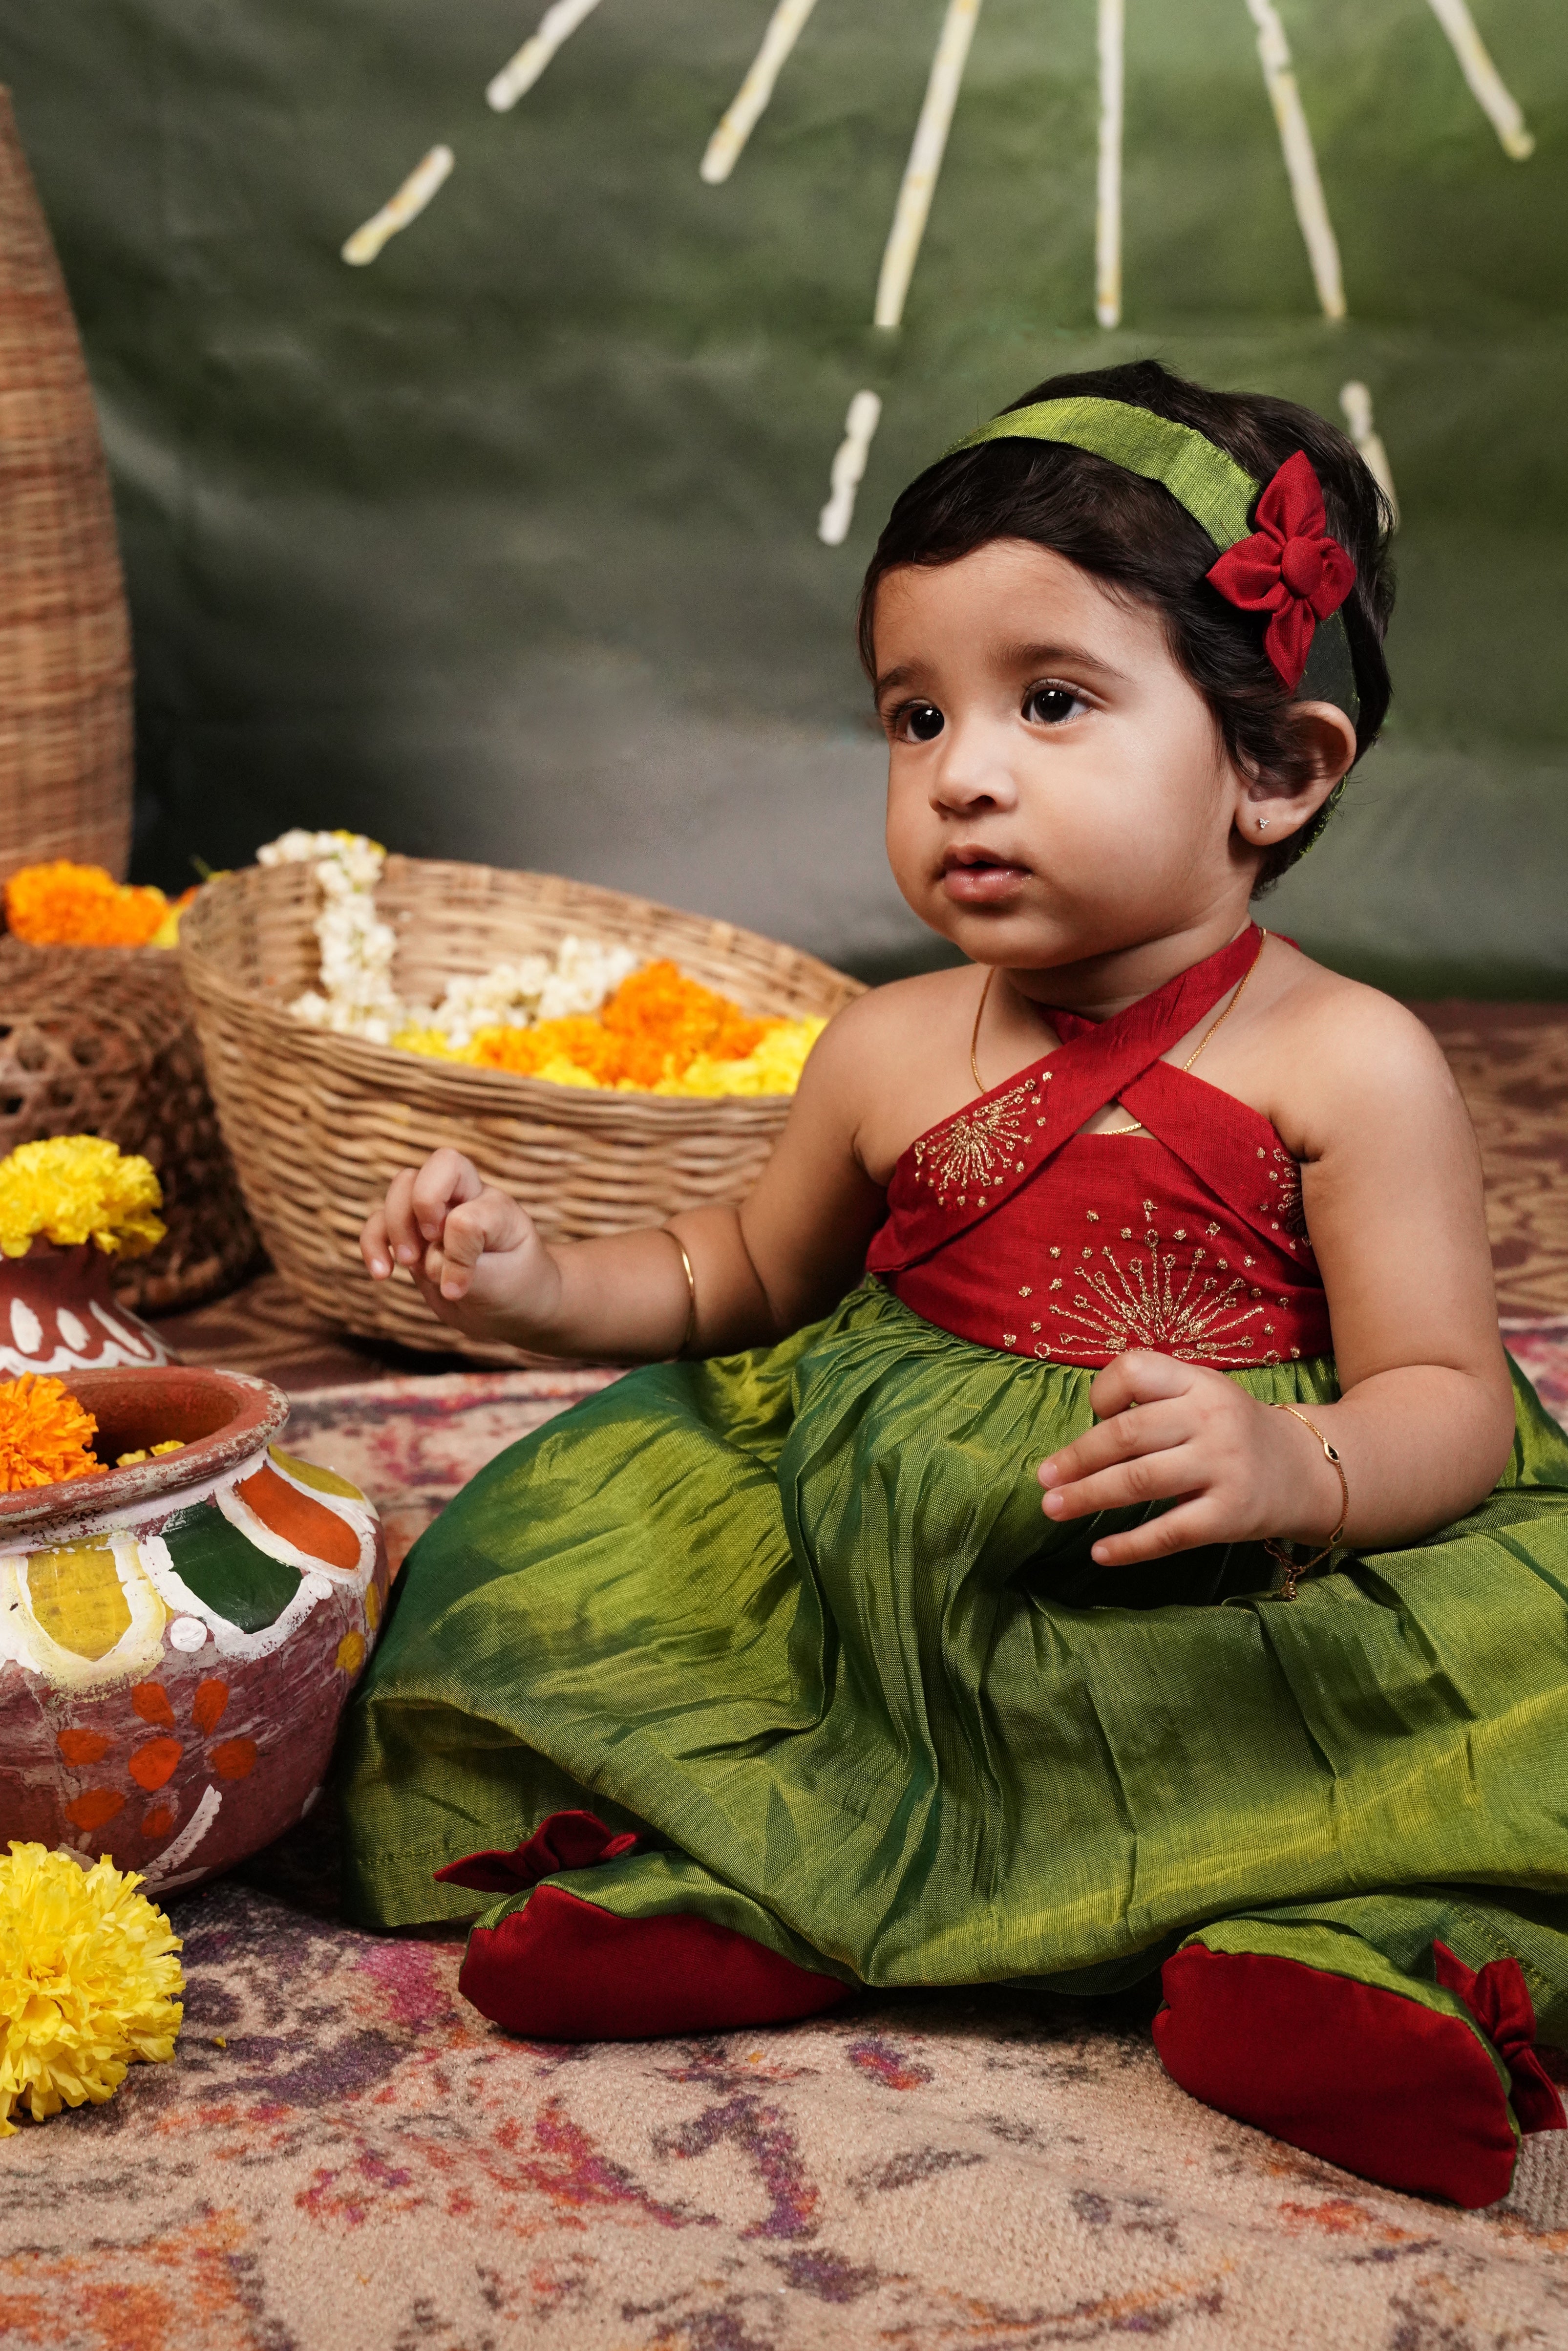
xmin=894 ymin=701 xmax=945 ymax=743
xmin=1023 ymin=684 xmax=1087 ymax=727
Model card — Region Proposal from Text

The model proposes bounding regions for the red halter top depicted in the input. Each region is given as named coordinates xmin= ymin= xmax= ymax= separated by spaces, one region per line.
xmin=865 ymin=926 xmax=1331 ymax=1370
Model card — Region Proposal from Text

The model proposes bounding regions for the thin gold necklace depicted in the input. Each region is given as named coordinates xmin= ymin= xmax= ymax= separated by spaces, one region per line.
xmin=968 ymin=930 xmax=1266 ymax=1114
xmin=968 ymin=967 xmax=997 ymax=1094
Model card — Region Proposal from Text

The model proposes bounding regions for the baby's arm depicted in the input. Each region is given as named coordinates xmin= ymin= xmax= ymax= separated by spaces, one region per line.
xmin=360 ymin=998 xmax=891 ymax=1360
xmin=1039 ymin=983 xmax=1516 ymax=1566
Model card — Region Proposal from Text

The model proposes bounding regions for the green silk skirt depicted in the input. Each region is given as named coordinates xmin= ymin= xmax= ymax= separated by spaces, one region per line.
xmin=338 ymin=1283 xmax=1568 ymax=2031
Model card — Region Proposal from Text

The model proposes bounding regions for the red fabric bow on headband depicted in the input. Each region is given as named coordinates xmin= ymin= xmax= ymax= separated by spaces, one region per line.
xmin=1206 ymin=449 xmax=1356 ymax=691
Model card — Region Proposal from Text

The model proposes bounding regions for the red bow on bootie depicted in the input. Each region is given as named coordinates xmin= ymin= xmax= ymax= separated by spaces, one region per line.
xmin=434 ymin=1809 xmax=638 ymax=1895
xmin=1433 ymin=1939 xmax=1567 ymax=2136
xmin=1206 ymin=449 xmax=1356 ymax=690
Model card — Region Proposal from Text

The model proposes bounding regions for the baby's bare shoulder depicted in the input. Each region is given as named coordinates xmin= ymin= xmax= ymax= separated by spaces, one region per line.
xmin=801 ymin=965 xmax=980 ymax=1159
xmin=1262 ymin=942 xmax=1462 ymax=1143
xmin=810 ymin=964 xmax=977 ymax=1068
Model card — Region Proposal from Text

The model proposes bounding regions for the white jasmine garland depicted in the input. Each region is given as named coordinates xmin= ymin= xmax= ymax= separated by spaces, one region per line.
xmin=259 ymin=833 xmax=640 ymax=1048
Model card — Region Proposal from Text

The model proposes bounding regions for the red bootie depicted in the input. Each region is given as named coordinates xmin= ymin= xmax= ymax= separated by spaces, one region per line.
xmin=1154 ymin=1938 xmax=1565 ymax=2208
xmin=438 ymin=1811 xmax=851 ymax=2041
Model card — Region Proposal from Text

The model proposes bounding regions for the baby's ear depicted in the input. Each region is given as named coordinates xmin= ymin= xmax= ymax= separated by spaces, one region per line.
xmin=1237 ymin=704 xmax=1356 ymax=854
xmin=1287 ymin=701 xmax=1359 ymax=788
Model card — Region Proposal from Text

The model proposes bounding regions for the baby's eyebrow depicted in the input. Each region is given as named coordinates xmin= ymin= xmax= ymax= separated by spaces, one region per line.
xmin=998 ymin=639 xmax=1130 ymax=683
xmin=873 ymin=661 xmax=928 ymax=700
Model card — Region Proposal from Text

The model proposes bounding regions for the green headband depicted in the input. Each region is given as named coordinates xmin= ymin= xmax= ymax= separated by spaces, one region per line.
xmin=947 ymin=397 xmax=1360 ymax=722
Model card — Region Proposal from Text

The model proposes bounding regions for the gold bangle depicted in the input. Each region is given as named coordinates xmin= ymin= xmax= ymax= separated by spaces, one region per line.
xmin=664 ymin=1228 xmax=697 ymax=1357
xmin=1265 ymin=1402 xmax=1349 ymax=1601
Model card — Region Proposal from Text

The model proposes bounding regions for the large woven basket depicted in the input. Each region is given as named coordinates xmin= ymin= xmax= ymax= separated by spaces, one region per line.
xmin=180 ymin=858 xmax=863 ymax=1363
xmin=0 ymin=91 xmax=132 ymax=883
xmin=0 ymin=939 xmax=260 ymax=1314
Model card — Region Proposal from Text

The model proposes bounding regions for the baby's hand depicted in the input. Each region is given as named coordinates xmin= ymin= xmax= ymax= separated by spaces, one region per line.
xmin=360 ymin=1148 xmax=560 ymax=1341
xmin=1037 ymin=1351 xmax=1343 ymax=1567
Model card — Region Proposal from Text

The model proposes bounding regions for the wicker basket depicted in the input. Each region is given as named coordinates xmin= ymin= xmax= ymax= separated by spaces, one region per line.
xmin=0 ymin=91 xmax=133 ymax=884
xmin=0 ymin=938 xmax=260 ymax=1314
xmin=180 ymin=857 xmax=864 ymax=1363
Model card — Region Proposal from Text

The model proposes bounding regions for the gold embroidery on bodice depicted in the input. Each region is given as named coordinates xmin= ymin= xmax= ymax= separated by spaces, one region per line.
xmin=911 ymin=1072 xmax=1049 ymax=1209
xmin=1002 ymin=1198 xmax=1302 ymax=1368
xmin=1257 ymin=1145 xmax=1311 ymax=1251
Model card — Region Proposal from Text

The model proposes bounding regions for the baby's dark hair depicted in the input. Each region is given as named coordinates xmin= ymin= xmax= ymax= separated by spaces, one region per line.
xmin=857 ymin=359 xmax=1395 ymax=886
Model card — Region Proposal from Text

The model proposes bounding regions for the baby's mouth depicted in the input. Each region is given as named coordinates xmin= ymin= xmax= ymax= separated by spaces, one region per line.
xmin=940 ymin=847 xmax=1031 ymax=905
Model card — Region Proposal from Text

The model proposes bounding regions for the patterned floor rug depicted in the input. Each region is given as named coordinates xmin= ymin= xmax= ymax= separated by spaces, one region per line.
xmin=9 ymin=1331 xmax=1568 ymax=2350
xmin=8 ymin=1890 xmax=1568 ymax=2351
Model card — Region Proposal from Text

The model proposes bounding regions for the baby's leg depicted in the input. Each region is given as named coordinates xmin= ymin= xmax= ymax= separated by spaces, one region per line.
xmin=1153 ymin=1889 xmax=1568 ymax=2205
xmin=452 ymin=1826 xmax=854 ymax=2040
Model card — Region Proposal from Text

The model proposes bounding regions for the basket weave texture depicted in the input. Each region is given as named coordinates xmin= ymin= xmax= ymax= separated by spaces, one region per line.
xmin=180 ymin=857 xmax=864 ymax=1363
xmin=0 ymin=939 xmax=260 ymax=1314
xmin=0 ymin=90 xmax=132 ymax=883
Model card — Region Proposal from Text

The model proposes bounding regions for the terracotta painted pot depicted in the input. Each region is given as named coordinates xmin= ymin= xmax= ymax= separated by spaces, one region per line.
xmin=0 ymin=1366 xmax=386 ymax=1890
xmin=0 ymin=1236 xmax=173 ymax=1375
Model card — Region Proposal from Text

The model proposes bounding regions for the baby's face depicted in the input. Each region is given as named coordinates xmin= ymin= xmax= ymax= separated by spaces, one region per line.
xmin=872 ymin=539 xmax=1253 ymax=978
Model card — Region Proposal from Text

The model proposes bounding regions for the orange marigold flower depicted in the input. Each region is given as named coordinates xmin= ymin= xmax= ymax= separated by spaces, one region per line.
xmin=468 ymin=1017 xmax=625 ymax=1084
xmin=463 ymin=964 xmax=787 ymax=1093
xmin=0 ymin=1374 xmax=104 ymax=1492
xmin=601 ymin=962 xmax=768 ymax=1067
xmin=4 ymin=862 xmax=171 ymax=949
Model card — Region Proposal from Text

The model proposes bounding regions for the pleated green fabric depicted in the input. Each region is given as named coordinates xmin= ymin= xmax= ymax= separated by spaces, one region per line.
xmin=338 ymin=1283 xmax=1568 ymax=2016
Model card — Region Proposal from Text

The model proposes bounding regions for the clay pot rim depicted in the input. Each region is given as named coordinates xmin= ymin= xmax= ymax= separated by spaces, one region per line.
xmin=0 ymin=1366 xmax=290 ymax=1537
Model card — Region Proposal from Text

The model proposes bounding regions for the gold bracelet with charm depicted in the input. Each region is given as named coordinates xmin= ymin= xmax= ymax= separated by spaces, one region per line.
xmin=1264 ymin=1403 xmax=1349 ymax=1601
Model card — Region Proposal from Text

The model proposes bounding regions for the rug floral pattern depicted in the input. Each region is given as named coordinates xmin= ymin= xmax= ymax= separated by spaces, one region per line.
xmin=5 ymin=1857 xmax=1568 ymax=2351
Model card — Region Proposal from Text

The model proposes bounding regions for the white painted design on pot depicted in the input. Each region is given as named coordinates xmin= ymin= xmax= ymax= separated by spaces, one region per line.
xmin=141 ymin=1784 xmax=224 ymax=1887
xmin=90 ymin=1301 xmax=161 ymax=1362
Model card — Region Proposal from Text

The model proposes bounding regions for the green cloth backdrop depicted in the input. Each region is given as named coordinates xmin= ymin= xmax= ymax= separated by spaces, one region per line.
xmin=1 ymin=0 xmax=1563 ymax=992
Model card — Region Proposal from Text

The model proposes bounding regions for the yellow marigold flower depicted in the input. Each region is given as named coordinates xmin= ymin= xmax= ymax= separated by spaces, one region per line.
xmin=656 ymin=1017 xmax=826 ymax=1098
xmin=148 ymin=885 xmax=199 ymax=950
xmin=0 ymin=1136 xmax=166 ymax=1261
xmin=390 ymin=1026 xmax=460 ymax=1060
xmin=530 ymin=1055 xmax=600 ymax=1089
xmin=0 ymin=1374 xmax=104 ymax=1491
xmin=4 ymin=861 xmax=173 ymax=949
xmin=0 ymin=1843 xmax=184 ymax=2135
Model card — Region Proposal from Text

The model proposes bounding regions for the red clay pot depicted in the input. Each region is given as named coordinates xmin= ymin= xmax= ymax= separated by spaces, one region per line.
xmin=0 ymin=1365 xmax=386 ymax=1890
xmin=0 ymin=1236 xmax=172 ymax=1376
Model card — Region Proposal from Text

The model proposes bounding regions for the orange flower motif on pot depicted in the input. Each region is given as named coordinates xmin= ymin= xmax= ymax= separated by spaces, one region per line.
xmin=56 ymin=1673 xmax=259 ymax=1845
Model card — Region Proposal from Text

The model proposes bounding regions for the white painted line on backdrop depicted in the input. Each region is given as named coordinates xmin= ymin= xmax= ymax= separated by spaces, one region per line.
xmin=1096 ymin=0 xmax=1124 ymax=327
xmin=341 ymin=145 xmax=454 ymax=265
xmin=1424 ymin=0 xmax=1533 ymax=160
xmin=487 ymin=0 xmax=605 ymax=111
xmin=1339 ymin=382 xmax=1399 ymax=526
xmin=1244 ymin=0 xmax=1345 ymax=321
xmin=702 ymin=0 xmax=821 ymax=184
xmin=874 ymin=0 xmax=983 ymax=330
xmin=818 ymin=390 xmax=883 ymax=545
